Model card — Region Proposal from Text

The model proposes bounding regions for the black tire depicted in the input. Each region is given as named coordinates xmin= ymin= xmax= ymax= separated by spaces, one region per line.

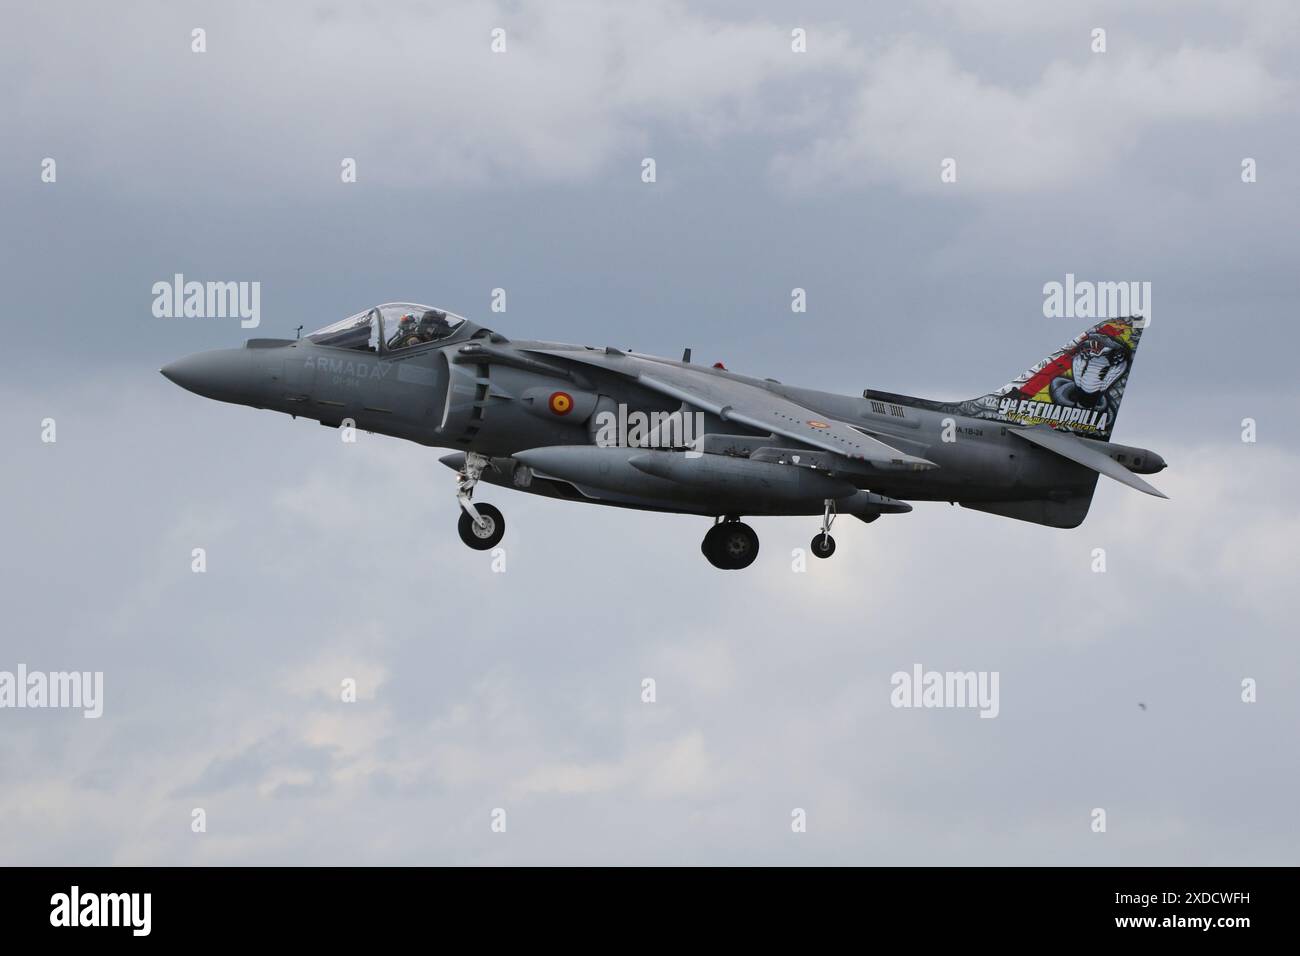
xmin=458 ymin=503 xmax=505 ymax=550
xmin=810 ymin=533 xmax=836 ymax=559
xmin=713 ymin=521 xmax=760 ymax=570
xmin=702 ymin=523 xmax=726 ymax=564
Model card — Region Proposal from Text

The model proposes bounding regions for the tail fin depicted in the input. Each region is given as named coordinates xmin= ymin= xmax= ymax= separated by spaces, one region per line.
xmin=967 ymin=316 xmax=1146 ymax=441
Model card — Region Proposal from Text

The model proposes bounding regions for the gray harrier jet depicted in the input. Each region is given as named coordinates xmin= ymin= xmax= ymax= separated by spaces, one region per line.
xmin=162 ymin=305 xmax=1165 ymax=569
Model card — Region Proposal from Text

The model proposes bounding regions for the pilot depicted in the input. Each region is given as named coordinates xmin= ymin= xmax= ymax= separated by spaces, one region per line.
xmin=388 ymin=313 xmax=419 ymax=349
xmin=416 ymin=310 xmax=453 ymax=342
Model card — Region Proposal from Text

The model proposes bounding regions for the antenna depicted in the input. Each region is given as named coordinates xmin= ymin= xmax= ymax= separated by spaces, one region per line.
xmin=295 ymin=324 xmax=304 ymax=340
xmin=682 ymin=348 xmax=692 ymax=363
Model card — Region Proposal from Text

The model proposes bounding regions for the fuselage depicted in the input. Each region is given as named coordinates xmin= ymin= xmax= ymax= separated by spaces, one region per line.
xmin=162 ymin=319 xmax=1162 ymax=526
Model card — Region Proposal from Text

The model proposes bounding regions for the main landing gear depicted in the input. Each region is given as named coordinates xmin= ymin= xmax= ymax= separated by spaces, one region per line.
xmin=702 ymin=517 xmax=760 ymax=570
xmin=455 ymin=452 xmax=505 ymax=550
xmin=810 ymin=498 xmax=837 ymax=559
xmin=701 ymin=498 xmax=843 ymax=570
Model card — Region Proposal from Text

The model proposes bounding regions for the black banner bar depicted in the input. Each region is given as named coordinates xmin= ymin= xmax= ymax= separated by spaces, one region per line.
xmin=0 ymin=867 xmax=1286 ymax=942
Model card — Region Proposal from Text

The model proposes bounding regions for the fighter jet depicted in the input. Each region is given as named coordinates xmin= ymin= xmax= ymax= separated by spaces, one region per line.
xmin=161 ymin=304 xmax=1166 ymax=570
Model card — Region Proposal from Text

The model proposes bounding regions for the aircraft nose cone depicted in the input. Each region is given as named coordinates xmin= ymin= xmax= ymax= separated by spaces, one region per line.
xmin=159 ymin=360 xmax=185 ymax=385
xmin=160 ymin=349 xmax=253 ymax=402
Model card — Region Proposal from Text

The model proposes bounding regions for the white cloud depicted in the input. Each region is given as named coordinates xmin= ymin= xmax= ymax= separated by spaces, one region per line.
xmin=5 ymin=0 xmax=856 ymax=194
xmin=6 ymin=1 xmax=1290 ymax=200
xmin=774 ymin=40 xmax=1288 ymax=193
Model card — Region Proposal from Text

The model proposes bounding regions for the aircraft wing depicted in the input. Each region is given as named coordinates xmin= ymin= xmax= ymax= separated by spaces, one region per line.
xmin=523 ymin=349 xmax=936 ymax=471
xmin=1010 ymin=425 xmax=1168 ymax=498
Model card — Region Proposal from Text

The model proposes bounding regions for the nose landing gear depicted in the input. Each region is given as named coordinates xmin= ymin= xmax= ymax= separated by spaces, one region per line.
xmin=702 ymin=517 xmax=759 ymax=570
xmin=456 ymin=452 xmax=505 ymax=550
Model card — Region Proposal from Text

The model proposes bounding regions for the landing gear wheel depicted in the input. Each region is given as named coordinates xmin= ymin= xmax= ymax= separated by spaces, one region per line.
xmin=703 ymin=521 xmax=759 ymax=570
xmin=458 ymin=503 xmax=504 ymax=550
xmin=811 ymin=533 xmax=836 ymax=559
xmin=702 ymin=523 xmax=726 ymax=562
xmin=810 ymin=498 xmax=838 ymax=559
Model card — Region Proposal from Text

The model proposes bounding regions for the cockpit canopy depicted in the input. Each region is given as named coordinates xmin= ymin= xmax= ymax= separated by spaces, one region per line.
xmin=305 ymin=303 xmax=468 ymax=353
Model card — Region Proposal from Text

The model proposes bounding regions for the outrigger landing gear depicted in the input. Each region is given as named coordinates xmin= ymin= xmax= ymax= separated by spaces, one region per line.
xmin=455 ymin=452 xmax=505 ymax=550
xmin=702 ymin=516 xmax=760 ymax=570
xmin=810 ymin=498 xmax=837 ymax=559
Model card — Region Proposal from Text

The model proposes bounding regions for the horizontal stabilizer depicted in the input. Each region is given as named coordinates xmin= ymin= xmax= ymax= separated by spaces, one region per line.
xmin=1011 ymin=425 xmax=1168 ymax=498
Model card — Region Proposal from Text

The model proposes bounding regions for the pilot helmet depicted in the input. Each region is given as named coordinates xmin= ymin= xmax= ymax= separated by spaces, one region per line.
xmin=418 ymin=310 xmax=448 ymax=331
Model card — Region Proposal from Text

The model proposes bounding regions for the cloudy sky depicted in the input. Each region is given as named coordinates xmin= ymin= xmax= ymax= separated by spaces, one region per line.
xmin=2 ymin=0 xmax=1298 ymax=864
